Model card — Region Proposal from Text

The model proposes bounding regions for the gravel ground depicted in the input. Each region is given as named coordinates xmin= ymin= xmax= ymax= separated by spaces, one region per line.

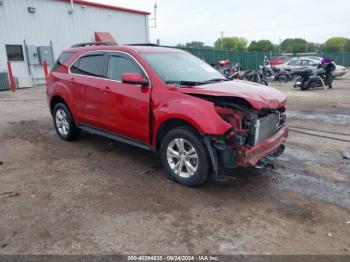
xmin=0 ymin=75 xmax=349 ymax=255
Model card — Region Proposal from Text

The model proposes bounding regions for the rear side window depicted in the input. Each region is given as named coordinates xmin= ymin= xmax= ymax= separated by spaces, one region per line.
xmin=71 ymin=52 xmax=105 ymax=77
xmin=51 ymin=52 xmax=75 ymax=71
xmin=107 ymin=55 xmax=143 ymax=81
xmin=288 ymin=60 xmax=300 ymax=66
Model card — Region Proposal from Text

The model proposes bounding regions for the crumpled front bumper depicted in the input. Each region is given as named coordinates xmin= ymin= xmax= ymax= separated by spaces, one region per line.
xmin=235 ymin=124 xmax=288 ymax=167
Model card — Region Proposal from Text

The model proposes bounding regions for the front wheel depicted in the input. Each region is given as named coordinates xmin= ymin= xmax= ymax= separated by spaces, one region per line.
xmin=160 ymin=127 xmax=210 ymax=186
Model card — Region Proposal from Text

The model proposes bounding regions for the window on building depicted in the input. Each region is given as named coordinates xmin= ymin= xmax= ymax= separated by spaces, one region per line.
xmin=6 ymin=45 xmax=24 ymax=61
xmin=107 ymin=55 xmax=143 ymax=81
xmin=70 ymin=52 xmax=105 ymax=77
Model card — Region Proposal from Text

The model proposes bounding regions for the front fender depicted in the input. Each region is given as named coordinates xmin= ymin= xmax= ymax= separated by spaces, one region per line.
xmin=153 ymin=96 xmax=231 ymax=142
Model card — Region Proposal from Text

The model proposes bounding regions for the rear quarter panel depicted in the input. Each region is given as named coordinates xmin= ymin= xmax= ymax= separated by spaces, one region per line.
xmin=47 ymin=71 xmax=78 ymax=120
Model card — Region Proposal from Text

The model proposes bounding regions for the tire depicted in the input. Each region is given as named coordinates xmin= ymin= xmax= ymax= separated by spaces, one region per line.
xmin=53 ymin=103 xmax=80 ymax=141
xmin=160 ymin=127 xmax=210 ymax=186
xmin=262 ymin=80 xmax=268 ymax=86
xmin=279 ymin=75 xmax=287 ymax=83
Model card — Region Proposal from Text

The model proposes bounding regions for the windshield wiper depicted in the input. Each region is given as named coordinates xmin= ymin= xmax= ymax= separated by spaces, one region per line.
xmin=201 ymin=78 xmax=229 ymax=84
xmin=165 ymin=78 xmax=228 ymax=86
xmin=165 ymin=80 xmax=203 ymax=86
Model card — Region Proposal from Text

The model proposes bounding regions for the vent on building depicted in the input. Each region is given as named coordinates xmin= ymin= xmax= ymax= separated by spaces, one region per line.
xmin=0 ymin=72 xmax=11 ymax=91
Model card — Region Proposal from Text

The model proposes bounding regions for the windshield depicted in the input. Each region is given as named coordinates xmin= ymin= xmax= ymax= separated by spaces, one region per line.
xmin=141 ymin=52 xmax=226 ymax=85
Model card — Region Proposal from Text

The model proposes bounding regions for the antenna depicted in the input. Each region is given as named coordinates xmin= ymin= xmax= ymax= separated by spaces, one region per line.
xmin=149 ymin=1 xmax=157 ymax=28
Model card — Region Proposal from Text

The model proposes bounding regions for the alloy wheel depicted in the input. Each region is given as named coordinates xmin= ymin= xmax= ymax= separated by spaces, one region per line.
xmin=166 ymin=138 xmax=198 ymax=178
xmin=55 ymin=108 xmax=70 ymax=136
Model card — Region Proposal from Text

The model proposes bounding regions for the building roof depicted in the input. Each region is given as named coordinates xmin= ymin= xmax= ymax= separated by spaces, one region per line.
xmin=59 ymin=0 xmax=150 ymax=15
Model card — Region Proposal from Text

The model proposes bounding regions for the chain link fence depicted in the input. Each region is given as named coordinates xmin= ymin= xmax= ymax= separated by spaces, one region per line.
xmin=176 ymin=47 xmax=350 ymax=70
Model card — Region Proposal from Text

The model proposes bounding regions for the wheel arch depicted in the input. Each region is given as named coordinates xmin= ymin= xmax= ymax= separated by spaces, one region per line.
xmin=154 ymin=118 xmax=199 ymax=152
xmin=50 ymin=95 xmax=68 ymax=114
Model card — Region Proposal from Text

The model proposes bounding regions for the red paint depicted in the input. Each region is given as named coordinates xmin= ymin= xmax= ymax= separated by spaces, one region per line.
xmin=121 ymin=72 xmax=148 ymax=85
xmin=94 ymin=32 xmax=116 ymax=43
xmin=46 ymin=45 xmax=288 ymax=168
xmin=7 ymin=61 xmax=16 ymax=92
xmin=177 ymin=80 xmax=287 ymax=110
xmin=59 ymin=0 xmax=150 ymax=15
xmin=270 ymin=56 xmax=291 ymax=66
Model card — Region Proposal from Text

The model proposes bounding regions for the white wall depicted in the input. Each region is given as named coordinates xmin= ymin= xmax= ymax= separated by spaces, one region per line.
xmin=0 ymin=0 xmax=149 ymax=81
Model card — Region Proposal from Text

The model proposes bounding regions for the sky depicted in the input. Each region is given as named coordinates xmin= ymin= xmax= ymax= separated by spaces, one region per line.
xmin=84 ymin=0 xmax=350 ymax=46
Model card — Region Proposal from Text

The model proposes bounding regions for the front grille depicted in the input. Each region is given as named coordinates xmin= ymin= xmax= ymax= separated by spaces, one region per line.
xmin=251 ymin=112 xmax=283 ymax=145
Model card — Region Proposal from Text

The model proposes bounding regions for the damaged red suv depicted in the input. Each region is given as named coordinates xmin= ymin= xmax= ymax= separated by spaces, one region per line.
xmin=46 ymin=43 xmax=288 ymax=186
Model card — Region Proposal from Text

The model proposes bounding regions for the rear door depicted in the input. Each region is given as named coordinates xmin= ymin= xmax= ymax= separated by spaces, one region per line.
xmin=69 ymin=51 xmax=107 ymax=128
xmin=99 ymin=52 xmax=151 ymax=144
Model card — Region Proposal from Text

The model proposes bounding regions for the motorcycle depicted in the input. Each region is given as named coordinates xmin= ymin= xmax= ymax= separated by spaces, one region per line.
xmin=271 ymin=66 xmax=293 ymax=83
xmin=292 ymin=58 xmax=336 ymax=90
xmin=236 ymin=69 xmax=268 ymax=86
xmin=260 ymin=64 xmax=293 ymax=83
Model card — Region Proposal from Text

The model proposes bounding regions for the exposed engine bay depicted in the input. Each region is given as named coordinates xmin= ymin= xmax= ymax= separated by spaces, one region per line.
xmin=193 ymin=95 xmax=288 ymax=181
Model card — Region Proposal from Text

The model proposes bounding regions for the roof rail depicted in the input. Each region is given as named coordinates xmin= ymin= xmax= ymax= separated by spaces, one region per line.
xmin=71 ymin=42 xmax=117 ymax=48
xmin=126 ymin=43 xmax=159 ymax=46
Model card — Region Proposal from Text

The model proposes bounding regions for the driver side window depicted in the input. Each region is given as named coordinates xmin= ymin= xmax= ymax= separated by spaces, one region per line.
xmin=107 ymin=55 xmax=143 ymax=81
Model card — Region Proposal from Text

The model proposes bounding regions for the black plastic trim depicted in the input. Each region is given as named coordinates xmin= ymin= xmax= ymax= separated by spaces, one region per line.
xmin=77 ymin=124 xmax=154 ymax=152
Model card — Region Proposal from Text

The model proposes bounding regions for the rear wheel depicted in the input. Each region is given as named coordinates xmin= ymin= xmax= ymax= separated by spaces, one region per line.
xmin=53 ymin=103 xmax=80 ymax=141
xmin=160 ymin=127 xmax=210 ymax=186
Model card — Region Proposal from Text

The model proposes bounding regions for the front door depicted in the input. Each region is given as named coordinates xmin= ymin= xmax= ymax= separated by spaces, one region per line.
xmin=99 ymin=52 xmax=151 ymax=144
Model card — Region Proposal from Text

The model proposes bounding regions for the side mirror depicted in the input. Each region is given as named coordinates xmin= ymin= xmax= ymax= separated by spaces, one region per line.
xmin=121 ymin=73 xmax=149 ymax=86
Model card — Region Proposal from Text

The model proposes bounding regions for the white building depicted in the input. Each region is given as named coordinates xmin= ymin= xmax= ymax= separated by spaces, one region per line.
xmin=0 ymin=0 xmax=150 ymax=88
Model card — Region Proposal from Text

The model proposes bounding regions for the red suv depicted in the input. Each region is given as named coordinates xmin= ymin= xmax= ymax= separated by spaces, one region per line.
xmin=46 ymin=43 xmax=288 ymax=186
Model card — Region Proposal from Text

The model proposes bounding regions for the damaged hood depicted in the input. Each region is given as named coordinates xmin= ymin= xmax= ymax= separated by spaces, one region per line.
xmin=177 ymin=80 xmax=287 ymax=110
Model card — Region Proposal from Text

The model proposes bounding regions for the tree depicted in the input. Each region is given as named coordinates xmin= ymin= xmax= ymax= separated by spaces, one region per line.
xmin=345 ymin=39 xmax=350 ymax=52
xmin=280 ymin=38 xmax=308 ymax=54
xmin=177 ymin=41 xmax=204 ymax=48
xmin=214 ymin=37 xmax=248 ymax=51
xmin=322 ymin=37 xmax=348 ymax=53
xmin=248 ymin=40 xmax=274 ymax=52
xmin=306 ymin=42 xmax=321 ymax=53
xmin=176 ymin=41 xmax=213 ymax=49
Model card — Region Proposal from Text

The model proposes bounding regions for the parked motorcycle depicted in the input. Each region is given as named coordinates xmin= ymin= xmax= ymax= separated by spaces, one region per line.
xmin=261 ymin=64 xmax=293 ymax=83
xmin=292 ymin=58 xmax=336 ymax=90
xmin=237 ymin=70 xmax=268 ymax=86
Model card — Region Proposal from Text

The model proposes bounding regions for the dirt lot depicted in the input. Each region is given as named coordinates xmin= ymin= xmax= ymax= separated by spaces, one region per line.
xmin=0 ymin=75 xmax=349 ymax=255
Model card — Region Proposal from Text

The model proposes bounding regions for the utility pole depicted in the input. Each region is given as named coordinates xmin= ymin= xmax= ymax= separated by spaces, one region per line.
xmin=149 ymin=1 xmax=158 ymax=28
xmin=279 ymin=38 xmax=282 ymax=54
xmin=220 ymin=31 xmax=224 ymax=50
